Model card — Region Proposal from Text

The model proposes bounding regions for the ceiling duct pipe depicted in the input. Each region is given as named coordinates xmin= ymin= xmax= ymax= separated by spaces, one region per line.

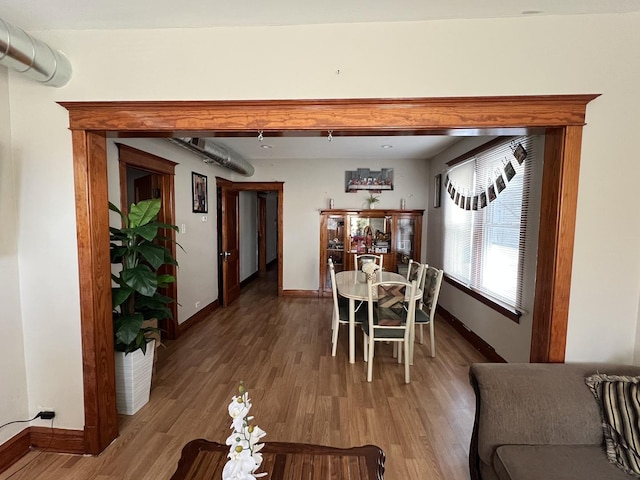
xmin=0 ymin=16 xmax=72 ymax=87
xmin=168 ymin=137 xmax=255 ymax=177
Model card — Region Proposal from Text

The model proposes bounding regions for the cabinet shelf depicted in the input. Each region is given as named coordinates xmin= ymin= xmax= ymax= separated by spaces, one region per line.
xmin=319 ymin=209 xmax=424 ymax=296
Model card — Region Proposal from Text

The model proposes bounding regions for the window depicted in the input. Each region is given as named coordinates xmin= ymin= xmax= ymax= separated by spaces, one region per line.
xmin=443 ymin=136 xmax=536 ymax=311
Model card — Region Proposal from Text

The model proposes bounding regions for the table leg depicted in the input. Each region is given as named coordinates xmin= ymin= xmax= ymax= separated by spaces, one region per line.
xmin=349 ymin=298 xmax=355 ymax=364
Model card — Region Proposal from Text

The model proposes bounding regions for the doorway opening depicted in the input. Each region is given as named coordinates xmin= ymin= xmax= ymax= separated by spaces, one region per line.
xmin=117 ymin=143 xmax=179 ymax=340
xmin=216 ymin=178 xmax=283 ymax=307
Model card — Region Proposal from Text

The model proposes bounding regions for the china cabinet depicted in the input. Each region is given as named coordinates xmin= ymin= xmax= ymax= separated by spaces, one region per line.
xmin=319 ymin=209 xmax=424 ymax=296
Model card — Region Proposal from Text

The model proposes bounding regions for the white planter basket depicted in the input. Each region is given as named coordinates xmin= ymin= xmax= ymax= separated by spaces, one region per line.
xmin=114 ymin=340 xmax=155 ymax=415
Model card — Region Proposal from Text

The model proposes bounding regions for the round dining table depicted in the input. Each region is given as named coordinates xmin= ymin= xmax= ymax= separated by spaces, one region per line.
xmin=334 ymin=270 xmax=422 ymax=364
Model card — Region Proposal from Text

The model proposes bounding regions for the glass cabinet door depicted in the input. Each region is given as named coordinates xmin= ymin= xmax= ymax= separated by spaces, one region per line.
xmin=324 ymin=215 xmax=345 ymax=290
xmin=395 ymin=216 xmax=416 ymax=276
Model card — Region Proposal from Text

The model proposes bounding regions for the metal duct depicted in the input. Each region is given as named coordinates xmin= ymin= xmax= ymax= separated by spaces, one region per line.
xmin=168 ymin=137 xmax=255 ymax=177
xmin=0 ymin=17 xmax=72 ymax=87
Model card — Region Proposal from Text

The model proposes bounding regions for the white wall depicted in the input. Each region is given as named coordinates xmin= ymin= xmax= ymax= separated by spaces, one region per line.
xmin=239 ymin=191 xmax=258 ymax=281
xmin=427 ymin=136 xmax=544 ymax=362
xmin=0 ymin=69 xmax=30 ymax=444
xmin=4 ymin=13 xmax=640 ymax=433
xmin=106 ymin=138 xmax=223 ymax=323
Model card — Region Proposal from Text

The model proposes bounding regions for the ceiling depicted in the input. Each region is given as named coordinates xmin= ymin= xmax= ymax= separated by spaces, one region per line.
xmin=3 ymin=1 xmax=636 ymax=163
xmin=2 ymin=0 xmax=638 ymax=30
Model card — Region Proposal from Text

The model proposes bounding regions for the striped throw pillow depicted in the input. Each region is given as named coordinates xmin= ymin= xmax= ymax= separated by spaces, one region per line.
xmin=585 ymin=374 xmax=640 ymax=477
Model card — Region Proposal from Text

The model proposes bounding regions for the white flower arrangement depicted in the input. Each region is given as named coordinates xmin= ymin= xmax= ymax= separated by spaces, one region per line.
xmin=362 ymin=262 xmax=380 ymax=275
xmin=223 ymin=382 xmax=267 ymax=480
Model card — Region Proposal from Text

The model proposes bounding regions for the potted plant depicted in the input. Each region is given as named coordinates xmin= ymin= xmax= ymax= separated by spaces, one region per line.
xmin=365 ymin=194 xmax=380 ymax=209
xmin=109 ymin=198 xmax=179 ymax=414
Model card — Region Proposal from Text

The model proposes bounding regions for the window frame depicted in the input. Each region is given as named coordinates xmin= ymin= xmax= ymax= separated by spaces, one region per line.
xmin=444 ymin=136 xmax=529 ymax=322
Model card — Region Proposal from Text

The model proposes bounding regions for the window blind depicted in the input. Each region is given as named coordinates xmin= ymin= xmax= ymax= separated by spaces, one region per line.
xmin=443 ymin=136 xmax=537 ymax=310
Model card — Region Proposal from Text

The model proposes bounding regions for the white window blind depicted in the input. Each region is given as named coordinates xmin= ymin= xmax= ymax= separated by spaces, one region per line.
xmin=443 ymin=136 xmax=536 ymax=310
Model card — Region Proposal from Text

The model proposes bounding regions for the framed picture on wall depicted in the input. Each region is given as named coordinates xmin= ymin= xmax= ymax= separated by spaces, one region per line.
xmin=433 ymin=174 xmax=442 ymax=208
xmin=192 ymin=172 xmax=208 ymax=213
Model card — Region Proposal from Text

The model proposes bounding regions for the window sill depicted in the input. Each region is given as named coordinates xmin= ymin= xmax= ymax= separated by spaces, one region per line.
xmin=443 ymin=275 xmax=522 ymax=323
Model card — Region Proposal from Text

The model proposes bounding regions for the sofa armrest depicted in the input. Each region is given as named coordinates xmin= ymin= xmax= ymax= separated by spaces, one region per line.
xmin=469 ymin=363 xmax=640 ymax=480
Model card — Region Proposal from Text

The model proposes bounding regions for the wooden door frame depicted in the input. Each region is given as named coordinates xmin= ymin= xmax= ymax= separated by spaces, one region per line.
xmin=217 ymin=178 xmax=284 ymax=294
xmin=116 ymin=144 xmax=179 ymax=339
xmin=60 ymin=95 xmax=597 ymax=454
xmin=258 ymin=194 xmax=267 ymax=276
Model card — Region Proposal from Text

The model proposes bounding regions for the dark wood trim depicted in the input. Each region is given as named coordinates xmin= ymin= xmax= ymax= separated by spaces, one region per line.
xmin=177 ymin=300 xmax=219 ymax=336
xmin=72 ymin=130 xmax=119 ymax=455
xmin=60 ymin=95 xmax=596 ymax=454
xmin=319 ymin=208 xmax=425 ymax=215
xmin=60 ymin=95 xmax=598 ymax=132
xmin=0 ymin=428 xmax=30 ymax=474
xmin=438 ymin=306 xmax=507 ymax=363
xmin=283 ymin=290 xmax=320 ymax=297
xmin=529 ymin=126 xmax=583 ymax=363
xmin=0 ymin=426 xmax=86 ymax=474
xmin=116 ymin=143 xmax=179 ymax=340
xmin=116 ymin=143 xmax=178 ymax=174
xmin=443 ymin=275 xmax=521 ymax=323
xmin=30 ymin=427 xmax=86 ymax=454
xmin=240 ymin=271 xmax=259 ymax=288
xmin=445 ymin=136 xmax=513 ymax=167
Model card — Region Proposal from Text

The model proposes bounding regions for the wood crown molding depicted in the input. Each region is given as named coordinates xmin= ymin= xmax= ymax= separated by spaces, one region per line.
xmin=59 ymin=95 xmax=599 ymax=132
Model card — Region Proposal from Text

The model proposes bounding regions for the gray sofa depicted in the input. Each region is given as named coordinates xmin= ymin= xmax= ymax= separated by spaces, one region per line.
xmin=469 ymin=362 xmax=640 ymax=480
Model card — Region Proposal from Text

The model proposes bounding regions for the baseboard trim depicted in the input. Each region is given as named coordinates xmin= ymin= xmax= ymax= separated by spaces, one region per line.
xmin=178 ymin=300 xmax=219 ymax=336
xmin=0 ymin=428 xmax=30 ymax=474
xmin=438 ymin=306 xmax=506 ymax=363
xmin=282 ymin=290 xmax=319 ymax=297
xmin=30 ymin=426 xmax=86 ymax=454
xmin=0 ymin=426 xmax=86 ymax=474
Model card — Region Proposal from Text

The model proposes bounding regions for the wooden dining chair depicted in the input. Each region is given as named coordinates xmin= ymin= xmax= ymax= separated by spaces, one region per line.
xmin=361 ymin=278 xmax=417 ymax=383
xmin=328 ymin=258 xmax=366 ymax=357
xmin=412 ymin=266 xmax=444 ymax=359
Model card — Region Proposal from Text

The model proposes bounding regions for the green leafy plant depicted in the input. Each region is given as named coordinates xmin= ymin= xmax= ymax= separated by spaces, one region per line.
xmin=366 ymin=194 xmax=380 ymax=208
xmin=109 ymin=198 xmax=179 ymax=354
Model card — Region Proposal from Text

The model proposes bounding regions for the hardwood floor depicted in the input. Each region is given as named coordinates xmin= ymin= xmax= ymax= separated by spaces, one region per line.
xmin=1 ymin=272 xmax=487 ymax=479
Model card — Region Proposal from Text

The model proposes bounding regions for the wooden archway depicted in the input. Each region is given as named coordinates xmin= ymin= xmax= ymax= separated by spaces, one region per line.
xmin=61 ymin=94 xmax=598 ymax=453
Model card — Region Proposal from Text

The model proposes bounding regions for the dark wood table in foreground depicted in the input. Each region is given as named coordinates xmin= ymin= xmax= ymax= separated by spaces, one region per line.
xmin=170 ymin=439 xmax=385 ymax=480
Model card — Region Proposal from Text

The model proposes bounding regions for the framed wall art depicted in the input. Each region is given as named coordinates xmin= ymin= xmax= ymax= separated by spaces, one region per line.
xmin=192 ymin=172 xmax=208 ymax=213
xmin=345 ymin=168 xmax=394 ymax=193
xmin=433 ymin=174 xmax=442 ymax=208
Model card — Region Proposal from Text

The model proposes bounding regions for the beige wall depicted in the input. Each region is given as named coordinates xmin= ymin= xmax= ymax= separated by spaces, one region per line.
xmin=3 ymin=13 xmax=640 ymax=432
xmin=0 ymin=69 xmax=30 ymax=444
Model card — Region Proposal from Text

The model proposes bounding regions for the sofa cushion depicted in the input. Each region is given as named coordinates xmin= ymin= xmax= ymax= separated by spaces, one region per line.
xmin=494 ymin=445 xmax=633 ymax=480
xmin=586 ymin=374 xmax=640 ymax=476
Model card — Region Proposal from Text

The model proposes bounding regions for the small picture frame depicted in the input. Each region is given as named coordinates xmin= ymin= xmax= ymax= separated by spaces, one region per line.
xmin=433 ymin=174 xmax=442 ymax=208
xmin=192 ymin=172 xmax=208 ymax=213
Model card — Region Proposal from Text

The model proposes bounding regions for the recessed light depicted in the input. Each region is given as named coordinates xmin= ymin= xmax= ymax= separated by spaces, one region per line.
xmin=522 ymin=10 xmax=542 ymax=15
xmin=381 ymin=144 xmax=393 ymax=149
xmin=261 ymin=144 xmax=273 ymax=149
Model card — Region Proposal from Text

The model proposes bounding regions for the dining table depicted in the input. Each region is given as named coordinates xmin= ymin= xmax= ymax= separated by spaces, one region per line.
xmin=334 ymin=270 xmax=422 ymax=364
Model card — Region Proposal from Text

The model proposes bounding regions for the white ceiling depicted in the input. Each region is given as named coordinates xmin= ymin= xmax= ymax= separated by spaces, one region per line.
xmin=211 ymin=135 xmax=462 ymax=162
xmin=2 ymin=0 xmax=638 ymax=31
xmin=3 ymin=0 xmax=636 ymax=162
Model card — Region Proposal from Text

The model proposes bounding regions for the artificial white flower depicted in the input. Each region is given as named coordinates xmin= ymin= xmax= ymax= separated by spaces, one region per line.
xmin=222 ymin=383 xmax=266 ymax=480
xmin=362 ymin=262 xmax=380 ymax=275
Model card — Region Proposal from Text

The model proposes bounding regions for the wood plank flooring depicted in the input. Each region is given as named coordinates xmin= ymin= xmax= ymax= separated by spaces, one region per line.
xmin=1 ymin=271 xmax=487 ymax=479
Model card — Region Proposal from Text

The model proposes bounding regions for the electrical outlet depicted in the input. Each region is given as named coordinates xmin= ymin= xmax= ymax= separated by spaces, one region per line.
xmin=201 ymin=215 xmax=207 ymax=222
xmin=195 ymin=301 xmax=201 ymax=309
xmin=181 ymin=223 xmax=186 ymax=234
